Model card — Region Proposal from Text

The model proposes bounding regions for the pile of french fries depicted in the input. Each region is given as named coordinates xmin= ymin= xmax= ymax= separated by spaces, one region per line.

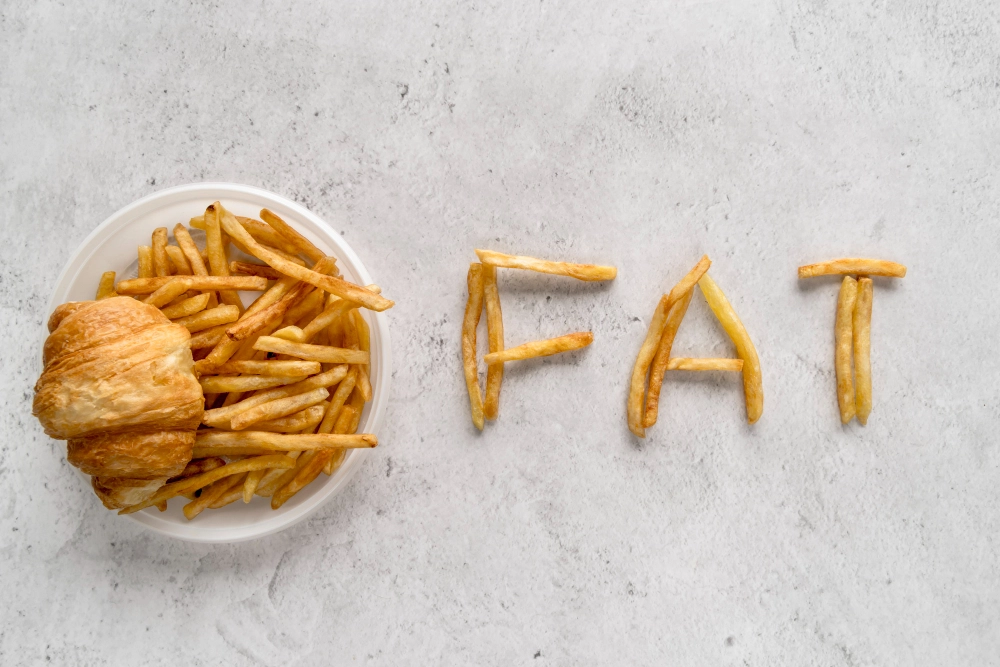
xmin=798 ymin=257 xmax=906 ymax=425
xmin=462 ymin=250 xmax=616 ymax=429
xmin=628 ymin=256 xmax=764 ymax=437
xmin=96 ymin=202 xmax=392 ymax=518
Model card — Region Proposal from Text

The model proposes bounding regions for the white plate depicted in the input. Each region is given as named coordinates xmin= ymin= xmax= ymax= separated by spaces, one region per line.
xmin=48 ymin=183 xmax=391 ymax=543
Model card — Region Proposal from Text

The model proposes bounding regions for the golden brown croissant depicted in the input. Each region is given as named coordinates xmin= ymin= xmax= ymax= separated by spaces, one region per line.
xmin=34 ymin=297 xmax=204 ymax=508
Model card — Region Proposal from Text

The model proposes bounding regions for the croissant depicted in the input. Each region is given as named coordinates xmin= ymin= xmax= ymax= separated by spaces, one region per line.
xmin=34 ymin=297 xmax=204 ymax=509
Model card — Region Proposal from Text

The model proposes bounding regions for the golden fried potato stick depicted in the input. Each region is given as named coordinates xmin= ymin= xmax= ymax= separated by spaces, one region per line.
xmin=254 ymin=451 xmax=306 ymax=498
xmin=137 ymin=246 xmax=154 ymax=279
xmin=229 ymin=261 xmax=283 ymax=280
xmin=95 ymin=271 xmax=117 ymax=300
xmin=260 ymin=208 xmax=326 ymax=263
xmin=214 ymin=360 xmax=321 ymax=377
xmin=482 ymin=264 xmax=504 ymax=420
xmin=202 ymin=365 xmax=348 ymax=427
xmin=173 ymin=304 xmax=240 ymax=333
xmin=462 ymin=263 xmax=486 ymax=430
xmin=207 ymin=473 xmax=250 ymax=510
xmin=229 ymin=387 xmax=331 ymax=431
xmin=248 ymin=404 xmax=327 ymax=433
xmin=116 ymin=275 xmax=267 ymax=294
xmin=483 ymin=332 xmax=593 ymax=364
xmin=165 ymin=245 xmax=192 ymax=275
xmin=204 ymin=203 xmax=244 ymax=313
xmin=173 ymin=224 xmax=210 ymax=276
xmin=191 ymin=214 xmax=302 ymax=255
xmin=143 ymin=278 xmax=192 ymax=308
xmin=835 ymin=276 xmax=859 ymax=423
xmin=225 ymin=279 xmax=314 ymax=342
xmin=350 ymin=310 xmax=374 ymax=402
xmin=323 ymin=399 xmax=359 ymax=475
xmin=119 ymin=454 xmax=296 ymax=514
xmin=318 ymin=368 xmax=357 ymax=434
xmin=152 ymin=227 xmax=172 ymax=277
xmin=160 ymin=293 xmax=211 ymax=319
xmin=188 ymin=323 xmax=232 ymax=349
xmin=697 ymin=273 xmax=764 ymax=424
xmin=217 ymin=206 xmax=393 ymax=311
xmin=183 ymin=472 xmax=247 ymax=519
xmin=666 ymin=358 xmax=744 ymax=371
xmin=199 ymin=374 xmax=307 ymax=394
xmin=798 ymin=258 xmax=906 ymax=279
xmin=196 ymin=430 xmax=376 ymax=451
xmin=252 ymin=336 xmax=369 ymax=364
xmin=853 ymin=277 xmax=873 ymax=425
xmin=271 ymin=450 xmax=329 ymax=509
xmin=299 ymin=297 xmax=365 ymax=342
xmin=628 ymin=295 xmax=671 ymax=437
xmin=475 ymin=249 xmax=617 ymax=281
xmin=643 ymin=290 xmax=694 ymax=428
xmin=243 ymin=468 xmax=266 ymax=503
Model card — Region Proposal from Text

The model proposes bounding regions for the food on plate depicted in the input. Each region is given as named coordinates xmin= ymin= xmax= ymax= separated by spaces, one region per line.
xmin=34 ymin=201 xmax=388 ymax=519
xmin=798 ymin=257 xmax=904 ymax=424
xmin=461 ymin=263 xmax=486 ymax=430
xmin=474 ymin=248 xmax=617 ymax=281
xmin=798 ymin=258 xmax=906 ymax=279
xmin=629 ymin=256 xmax=762 ymax=437
xmin=463 ymin=249 xmax=616 ymax=428
xmin=482 ymin=332 xmax=593 ymax=364
xmin=853 ymin=278 xmax=873 ymax=424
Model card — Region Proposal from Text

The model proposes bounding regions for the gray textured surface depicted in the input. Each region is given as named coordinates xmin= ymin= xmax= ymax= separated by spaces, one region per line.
xmin=2 ymin=1 xmax=999 ymax=665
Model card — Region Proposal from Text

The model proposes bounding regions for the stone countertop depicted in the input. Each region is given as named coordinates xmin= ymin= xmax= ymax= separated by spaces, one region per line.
xmin=1 ymin=1 xmax=998 ymax=665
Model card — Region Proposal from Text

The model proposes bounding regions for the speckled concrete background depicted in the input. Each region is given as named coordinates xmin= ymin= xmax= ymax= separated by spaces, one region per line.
xmin=2 ymin=1 xmax=999 ymax=665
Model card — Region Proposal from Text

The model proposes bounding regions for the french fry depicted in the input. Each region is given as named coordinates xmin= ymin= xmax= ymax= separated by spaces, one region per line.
xmin=214 ymin=359 xmax=321 ymax=377
xmin=115 ymin=275 xmax=267 ymax=295
xmin=160 ymin=293 xmax=211 ymax=319
xmin=628 ymin=295 xmax=671 ymax=438
xmin=482 ymin=332 xmax=592 ymax=364
xmin=143 ymin=278 xmax=192 ymax=308
xmin=835 ymin=276 xmax=858 ymax=424
xmin=118 ymin=454 xmax=296 ymax=514
xmin=208 ymin=473 xmax=250 ymax=509
xmin=165 ymin=245 xmax=193 ymax=275
xmin=243 ymin=468 xmax=266 ymax=502
xmin=183 ymin=472 xmax=247 ymax=519
xmin=188 ymin=323 xmax=231 ymax=349
xmin=272 ymin=326 xmax=305 ymax=342
xmin=252 ymin=336 xmax=369 ymax=364
xmin=173 ymin=224 xmax=210 ymax=276
xmin=698 ymin=273 xmax=764 ymax=424
xmin=318 ymin=368 xmax=357 ymax=434
xmin=229 ymin=261 xmax=283 ymax=280
xmin=854 ymin=277 xmax=873 ymax=425
xmin=666 ymin=358 xmax=744 ymax=371
xmin=199 ymin=374 xmax=307 ymax=394
xmin=475 ymin=249 xmax=617 ymax=281
xmin=254 ymin=451 xmax=305 ymax=497
xmin=271 ymin=449 xmax=328 ymax=509
xmin=196 ymin=430 xmax=376 ymax=451
xmin=298 ymin=291 xmax=376 ymax=342
xmin=350 ymin=310 xmax=373 ymax=401
xmin=643 ymin=290 xmax=694 ymax=428
xmin=202 ymin=365 xmax=348 ymax=427
xmin=194 ymin=214 xmax=302 ymax=255
xmin=798 ymin=258 xmax=907 ymax=279
xmin=260 ymin=208 xmax=326 ymax=263
xmin=95 ymin=271 xmax=117 ymax=300
xmin=324 ymin=392 xmax=362 ymax=474
xmin=152 ymin=227 xmax=172 ymax=277
xmin=229 ymin=387 xmax=331 ymax=431
xmin=137 ymin=246 xmax=154 ymax=279
xmin=204 ymin=203 xmax=244 ymax=312
xmin=173 ymin=305 xmax=240 ymax=333
xmin=462 ymin=263 xmax=485 ymax=431
xmin=218 ymin=206 xmax=393 ymax=311
xmin=482 ymin=264 xmax=504 ymax=420
xmin=246 ymin=404 xmax=327 ymax=433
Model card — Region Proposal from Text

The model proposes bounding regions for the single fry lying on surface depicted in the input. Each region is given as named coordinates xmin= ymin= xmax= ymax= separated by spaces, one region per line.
xmin=483 ymin=332 xmax=593 ymax=364
xmin=462 ymin=263 xmax=486 ymax=430
xmin=697 ymin=273 xmax=764 ymax=424
xmin=643 ymin=291 xmax=694 ymax=429
xmin=853 ymin=277 xmax=873 ymax=425
xmin=482 ymin=264 xmax=504 ymax=421
xmin=475 ymin=248 xmax=617 ymax=281
xmin=798 ymin=258 xmax=906 ymax=279
xmin=835 ymin=276 xmax=858 ymax=424
xmin=666 ymin=358 xmax=744 ymax=371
